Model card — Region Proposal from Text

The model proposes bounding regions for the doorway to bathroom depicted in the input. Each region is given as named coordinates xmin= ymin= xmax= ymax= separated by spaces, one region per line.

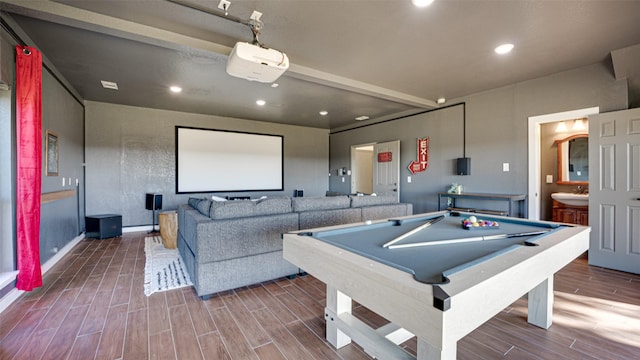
xmin=527 ymin=107 xmax=599 ymax=220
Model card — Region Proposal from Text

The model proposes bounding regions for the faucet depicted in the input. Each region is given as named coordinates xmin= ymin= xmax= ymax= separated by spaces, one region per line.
xmin=574 ymin=185 xmax=588 ymax=194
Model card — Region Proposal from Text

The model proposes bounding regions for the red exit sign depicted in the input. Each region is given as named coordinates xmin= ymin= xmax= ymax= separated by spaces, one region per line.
xmin=378 ymin=152 xmax=392 ymax=162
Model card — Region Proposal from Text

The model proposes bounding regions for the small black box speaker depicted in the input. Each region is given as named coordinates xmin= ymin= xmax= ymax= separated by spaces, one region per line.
xmin=85 ymin=214 xmax=122 ymax=239
xmin=456 ymin=157 xmax=471 ymax=175
xmin=145 ymin=193 xmax=163 ymax=210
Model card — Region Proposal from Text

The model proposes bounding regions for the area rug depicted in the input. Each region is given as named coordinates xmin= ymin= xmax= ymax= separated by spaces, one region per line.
xmin=144 ymin=236 xmax=193 ymax=296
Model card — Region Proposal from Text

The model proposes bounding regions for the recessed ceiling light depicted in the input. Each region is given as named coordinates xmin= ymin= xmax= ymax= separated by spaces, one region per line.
xmin=437 ymin=97 xmax=446 ymax=104
xmin=169 ymin=86 xmax=182 ymax=93
xmin=412 ymin=0 xmax=434 ymax=7
xmin=271 ymin=83 xmax=279 ymax=88
xmin=319 ymin=111 xmax=328 ymax=116
xmin=100 ymin=80 xmax=118 ymax=90
xmin=355 ymin=115 xmax=370 ymax=121
xmin=256 ymin=99 xmax=266 ymax=106
xmin=495 ymin=43 xmax=514 ymax=55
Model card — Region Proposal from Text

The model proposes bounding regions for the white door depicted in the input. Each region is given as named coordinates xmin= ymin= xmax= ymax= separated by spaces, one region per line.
xmin=372 ymin=140 xmax=400 ymax=200
xmin=588 ymin=108 xmax=640 ymax=274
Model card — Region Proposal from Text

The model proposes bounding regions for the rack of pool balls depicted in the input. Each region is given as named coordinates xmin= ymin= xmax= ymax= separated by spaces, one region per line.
xmin=462 ymin=215 xmax=499 ymax=230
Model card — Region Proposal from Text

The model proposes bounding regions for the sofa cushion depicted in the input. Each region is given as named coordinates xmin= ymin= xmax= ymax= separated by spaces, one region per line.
xmin=196 ymin=198 xmax=212 ymax=216
xmin=210 ymin=200 xmax=253 ymax=219
xmin=350 ymin=194 xmax=398 ymax=208
xmin=209 ymin=197 xmax=292 ymax=219
xmin=254 ymin=197 xmax=292 ymax=216
xmin=188 ymin=197 xmax=201 ymax=208
xmin=292 ymin=196 xmax=350 ymax=212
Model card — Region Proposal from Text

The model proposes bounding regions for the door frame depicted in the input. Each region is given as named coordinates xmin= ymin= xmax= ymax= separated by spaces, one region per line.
xmin=350 ymin=143 xmax=375 ymax=194
xmin=527 ymin=107 xmax=599 ymax=220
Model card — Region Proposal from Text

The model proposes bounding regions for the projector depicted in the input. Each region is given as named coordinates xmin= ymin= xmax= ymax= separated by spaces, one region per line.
xmin=226 ymin=42 xmax=289 ymax=83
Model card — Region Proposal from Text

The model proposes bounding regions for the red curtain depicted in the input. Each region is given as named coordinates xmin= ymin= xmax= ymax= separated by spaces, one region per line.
xmin=15 ymin=46 xmax=43 ymax=291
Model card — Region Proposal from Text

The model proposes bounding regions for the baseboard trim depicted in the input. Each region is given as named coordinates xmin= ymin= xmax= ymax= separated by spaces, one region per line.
xmin=0 ymin=271 xmax=18 ymax=289
xmin=41 ymin=233 xmax=85 ymax=274
xmin=0 ymin=288 xmax=23 ymax=315
xmin=123 ymin=225 xmax=153 ymax=233
xmin=0 ymin=233 xmax=86 ymax=315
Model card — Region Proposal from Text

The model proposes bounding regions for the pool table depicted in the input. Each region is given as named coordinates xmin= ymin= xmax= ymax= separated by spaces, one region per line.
xmin=282 ymin=210 xmax=590 ymax=360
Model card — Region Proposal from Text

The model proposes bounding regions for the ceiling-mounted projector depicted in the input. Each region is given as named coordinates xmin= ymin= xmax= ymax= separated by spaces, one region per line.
xmin=226 ymin=42 xmax=289 ymax=83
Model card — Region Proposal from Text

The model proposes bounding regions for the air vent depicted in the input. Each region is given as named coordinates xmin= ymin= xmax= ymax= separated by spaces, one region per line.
xmin=100 ymin=80 xmax=119 ymax=90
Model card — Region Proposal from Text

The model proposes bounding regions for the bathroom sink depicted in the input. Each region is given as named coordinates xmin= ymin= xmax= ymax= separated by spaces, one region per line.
xmin=551 ymin=193 xmax=589 ymax=206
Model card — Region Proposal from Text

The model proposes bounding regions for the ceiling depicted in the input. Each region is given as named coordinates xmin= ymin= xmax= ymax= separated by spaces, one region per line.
xmin=2 ymin=0 xmax=640 ymax=130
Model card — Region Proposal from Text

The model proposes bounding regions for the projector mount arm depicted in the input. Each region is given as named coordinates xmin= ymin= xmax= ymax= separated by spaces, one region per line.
xmin=168 ymin=0 xmax=267 ymax=47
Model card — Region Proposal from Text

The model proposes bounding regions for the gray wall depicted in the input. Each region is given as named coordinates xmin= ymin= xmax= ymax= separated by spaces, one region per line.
xmin=329 ymin=62 xmax=628 ymax=216
xmin=331 ymin=105 xmax=465 ymax=214
xmin=0 ymin=23 xmax=85 ymax=298
xmin=85 ymin=101 xmax=329 ymax=227
xmin=40 ymin=70 xmax=85 ymax=261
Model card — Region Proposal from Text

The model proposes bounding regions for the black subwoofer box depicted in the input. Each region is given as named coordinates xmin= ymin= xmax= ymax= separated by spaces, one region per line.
xmin=85 ymin=214 xmax=122 ymax=239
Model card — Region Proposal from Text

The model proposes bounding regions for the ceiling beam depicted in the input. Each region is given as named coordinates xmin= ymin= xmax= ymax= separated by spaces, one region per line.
xmin=287 ymin=64 xmax=437 ymax=108
xmin=0 ymin=0 xmax=436 ymax=109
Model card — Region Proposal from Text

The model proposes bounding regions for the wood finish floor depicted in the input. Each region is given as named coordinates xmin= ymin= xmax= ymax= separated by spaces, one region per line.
xmin=0 ymin=232 xmax=639 ymax=360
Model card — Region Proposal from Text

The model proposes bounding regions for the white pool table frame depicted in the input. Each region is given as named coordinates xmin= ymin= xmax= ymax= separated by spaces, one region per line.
xmin=283 ymin=212 xmax=590 ymax=360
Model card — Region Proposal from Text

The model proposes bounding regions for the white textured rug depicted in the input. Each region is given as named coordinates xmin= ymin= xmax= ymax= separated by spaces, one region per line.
xmin=144 ymin=236 xmax=193 ymax=296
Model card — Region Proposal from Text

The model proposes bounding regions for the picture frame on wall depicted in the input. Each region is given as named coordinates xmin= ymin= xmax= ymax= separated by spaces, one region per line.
xmin=46 ymin=130 xmax=59 ymax=176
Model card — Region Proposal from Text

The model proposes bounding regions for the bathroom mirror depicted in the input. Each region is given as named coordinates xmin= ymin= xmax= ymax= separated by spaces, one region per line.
xmin=556 ymin=134 xmax=588 ymax=185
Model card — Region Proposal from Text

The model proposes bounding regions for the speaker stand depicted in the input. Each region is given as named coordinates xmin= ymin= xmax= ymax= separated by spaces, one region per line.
xmin=148 ymin=209 xmax=159 ymax=234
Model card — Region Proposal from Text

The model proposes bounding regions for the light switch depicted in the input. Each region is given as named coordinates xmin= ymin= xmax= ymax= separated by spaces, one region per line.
xmin=546 ymin=175 xmax=553 ymax=183
xmin=502 ymin=163 xmax=509 ymax=172
xmin=407 ymin=176 xmax=412 ymax=183
xmin=62 ymin=177 xmax=65 ymax=186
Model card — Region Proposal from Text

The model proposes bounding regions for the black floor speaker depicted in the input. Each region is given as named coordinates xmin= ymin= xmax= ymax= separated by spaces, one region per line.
xmin=86 ymin=214 xmax=122 ymax=239
xmin=145 ymin=193 xmax=163 ymax=210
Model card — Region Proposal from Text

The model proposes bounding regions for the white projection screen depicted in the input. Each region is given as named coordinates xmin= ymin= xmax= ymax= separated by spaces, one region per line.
xmin=176 ymin=126 xmax=284 ymax=193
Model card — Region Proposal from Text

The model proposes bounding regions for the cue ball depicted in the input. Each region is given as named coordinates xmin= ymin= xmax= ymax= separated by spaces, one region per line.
xmin=467 ymin=215 xmax=477 ymax=223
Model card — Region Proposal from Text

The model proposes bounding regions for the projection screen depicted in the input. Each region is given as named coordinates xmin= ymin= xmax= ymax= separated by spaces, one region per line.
xmin=176 ymin=126 xmax=283 ymax=193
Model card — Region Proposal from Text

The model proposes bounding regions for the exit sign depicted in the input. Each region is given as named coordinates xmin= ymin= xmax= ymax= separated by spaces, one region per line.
xmin=378 ymin=152 xmax=392 ymax=162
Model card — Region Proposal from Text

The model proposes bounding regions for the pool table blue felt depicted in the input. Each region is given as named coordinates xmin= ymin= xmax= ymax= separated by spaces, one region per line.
xmin=298 ymin=211 xmax=563 ymax=286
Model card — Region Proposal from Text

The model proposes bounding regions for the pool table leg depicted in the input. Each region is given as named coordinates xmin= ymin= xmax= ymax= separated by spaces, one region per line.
xmin=325 ymin=285 xmax=352 ymax=348
xmin=417 ymin=338 xmax=456 ymax=360
xmin=527 ymin=275 xmax=554 ymax=329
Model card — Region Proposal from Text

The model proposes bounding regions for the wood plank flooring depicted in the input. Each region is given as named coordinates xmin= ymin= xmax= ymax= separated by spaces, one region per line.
xmin=1 ymin=232 xmax=639 ymax=359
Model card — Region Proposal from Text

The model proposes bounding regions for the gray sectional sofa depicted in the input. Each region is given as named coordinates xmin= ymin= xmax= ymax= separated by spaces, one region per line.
xmin=177 ymin=194 xmax=412 ymax=299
